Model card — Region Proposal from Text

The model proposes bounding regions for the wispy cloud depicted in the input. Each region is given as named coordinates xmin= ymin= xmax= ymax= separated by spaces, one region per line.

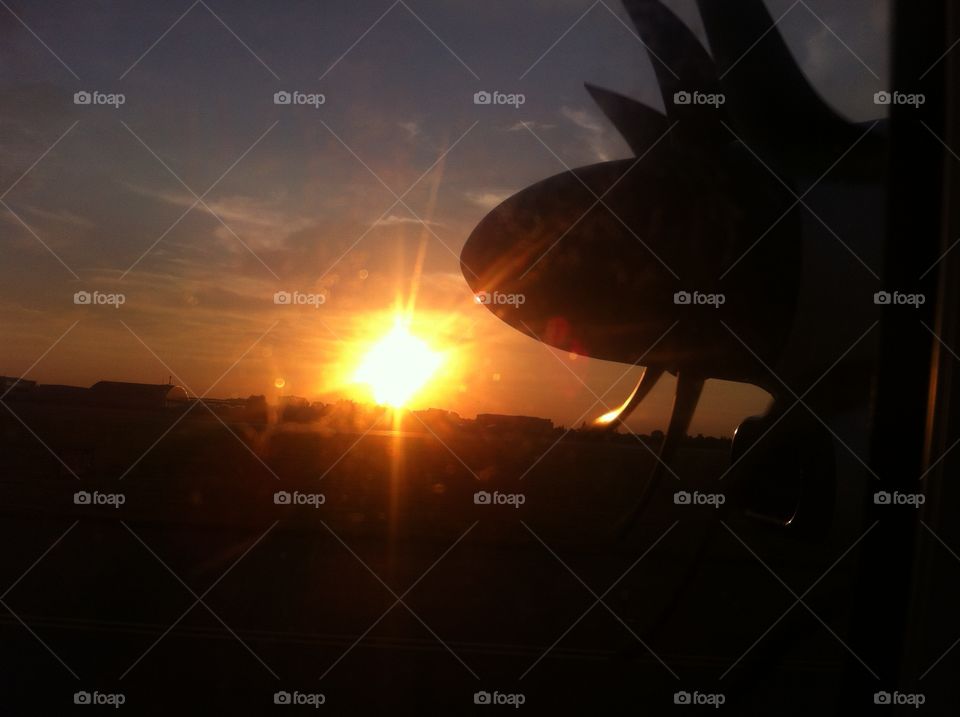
xmin=560 ymin=106 xmax=603 ymax=133
xmin=506 ymin=120 xmax=555 ymax=132
xmin=464 ymin=190 xmax=511 ymax=210
xmin=124 ymin=184 xmax=314 ymax=251
xmin=371 ymin=214 xmax=442 ymax=228
xmin=129 ymin=186 xmax=296 ymax=227
xmin=21 ymin=205 xmax=95 ymax=228
xmin=398 ymin=121 xmax=421 ymax=139
xmin=560 ymin=105 xmax=618 ymax=161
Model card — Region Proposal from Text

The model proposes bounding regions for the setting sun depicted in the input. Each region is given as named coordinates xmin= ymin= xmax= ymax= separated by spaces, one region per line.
xmin=353 ymin=318 xmax=443 ymax=408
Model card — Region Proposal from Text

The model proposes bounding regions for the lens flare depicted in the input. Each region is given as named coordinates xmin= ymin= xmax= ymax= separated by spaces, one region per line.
xmin=354 ymin=318 xmax=443 ymax=408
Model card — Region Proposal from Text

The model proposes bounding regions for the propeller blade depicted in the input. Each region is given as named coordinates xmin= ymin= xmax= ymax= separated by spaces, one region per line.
xmin=585 ymin=83 xmax=670 ymax=156
xmin=622 ymin=0 xmax=728 ymax=144
xmin=695 ymin=0 xmax=866 ymax=170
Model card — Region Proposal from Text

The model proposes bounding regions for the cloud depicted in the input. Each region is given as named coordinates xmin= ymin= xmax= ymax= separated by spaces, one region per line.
xmin=560 ymin=105 xmax=615 ymax=161
xmin=464 ymin=190 xmax=511 ymax=210
xmin=560 ymin=106 xmax=604 ymax=133
xmin=399 ymin=121 xmax=420 ymax=139
xmin=125 ymin=184 xmax=315 ymax=251
xmin=0 ymin=84 xmax=73 ymax=193
xmin=20 ymin=205 xmax=95 ymax=228
xmin=132 ymin=186 xmax=291 ymax=228
xmin=506 ymin=121 xmax=556 ymax=132
xmin=371 ymin=214 xmax=442 ymax=228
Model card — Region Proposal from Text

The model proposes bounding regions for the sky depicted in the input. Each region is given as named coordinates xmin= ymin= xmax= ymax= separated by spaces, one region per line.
xmin=0 ymin=0 xmax=889 ymax=435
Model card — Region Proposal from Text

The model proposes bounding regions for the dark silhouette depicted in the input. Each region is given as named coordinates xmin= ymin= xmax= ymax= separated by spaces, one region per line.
xmin=461 ymin=0 xmax=887 ymax=534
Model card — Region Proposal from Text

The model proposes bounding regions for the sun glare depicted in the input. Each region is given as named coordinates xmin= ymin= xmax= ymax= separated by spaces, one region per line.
xmin=594 ymin=377 xmax=643 ymax=426
xmin=353 ymin=318 xmax=443 ymax=408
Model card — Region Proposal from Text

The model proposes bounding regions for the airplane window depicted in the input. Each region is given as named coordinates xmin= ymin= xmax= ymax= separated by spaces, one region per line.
xmin=0 ymin=1 xmax=955 ymax=713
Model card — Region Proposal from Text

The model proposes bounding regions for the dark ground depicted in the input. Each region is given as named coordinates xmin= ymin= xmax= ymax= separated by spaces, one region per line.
xmin=1 ymin=403 xmax=956 ymax=714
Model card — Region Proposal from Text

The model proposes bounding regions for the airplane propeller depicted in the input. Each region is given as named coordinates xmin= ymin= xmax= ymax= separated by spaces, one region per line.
xmin=461 ymin=0 xmax=885 ymax=536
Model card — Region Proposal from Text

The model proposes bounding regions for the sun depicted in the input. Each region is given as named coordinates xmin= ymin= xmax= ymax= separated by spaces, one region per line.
xmin=353 ymin=318 xmax=443 ymax=408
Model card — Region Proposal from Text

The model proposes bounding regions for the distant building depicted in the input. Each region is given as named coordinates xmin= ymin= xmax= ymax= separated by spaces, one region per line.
xmin=411 ymin=408 xmax=464 ymax=432
xmin=1 ymin=378 xmax=90 ymax=405
xmin=475 ymin=413 xmax=554 ymax=434
xmin=89 ymin=381 xmax=189 ymax=409
xmin=0 ymin=376 xmax=36 ymax=395
xmin=31 ymin=384 xmax=91 ymax=404
xmin=279 ymin=395 xmax=313 ymax=422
